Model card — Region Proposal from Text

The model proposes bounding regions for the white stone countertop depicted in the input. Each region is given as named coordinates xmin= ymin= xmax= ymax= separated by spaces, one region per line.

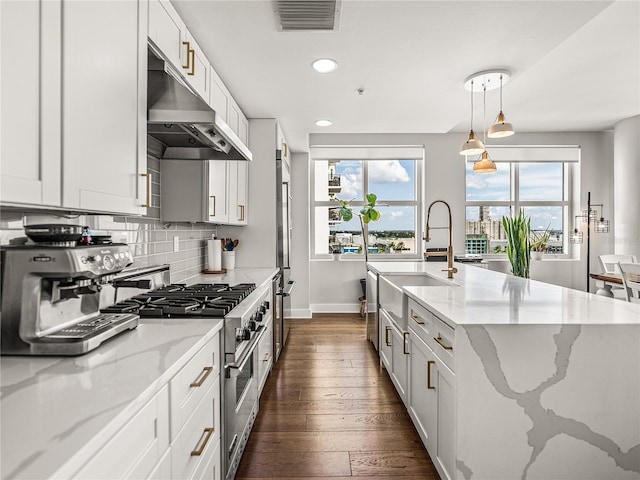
xmin=0 ymin=268 xmax=278 ymax=479
xmin=368 ymin=261 xmax=640 ymax=327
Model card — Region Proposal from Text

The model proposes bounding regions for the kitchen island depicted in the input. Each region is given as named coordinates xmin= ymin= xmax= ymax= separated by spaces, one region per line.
xmin=0 ymin=267 xmax=277 ymax=480
xmin=368 ymin=261 xmax=640 ymax=480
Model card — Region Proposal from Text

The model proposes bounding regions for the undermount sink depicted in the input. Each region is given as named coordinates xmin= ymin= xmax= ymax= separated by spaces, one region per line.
xmin=383 ymin=273 xmax=455 ymax=288
xmin=379 ymin=274 xmax=456 ymax=329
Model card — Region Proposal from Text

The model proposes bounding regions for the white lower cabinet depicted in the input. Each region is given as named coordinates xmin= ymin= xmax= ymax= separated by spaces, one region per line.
xmin=71 ymin=332 xmax=222 ymax=480
xmin=405 ymin=298 xmax=455 ymax=480
xmin=379 ymin=308 xmax=408 ymax=404
xmin=257 ymin=317 xmax=274 ymax=394
xmin=73 ymin=385 xmax=170 ymax=479
xmin=171 ymin=378 xmax=220 ymax=480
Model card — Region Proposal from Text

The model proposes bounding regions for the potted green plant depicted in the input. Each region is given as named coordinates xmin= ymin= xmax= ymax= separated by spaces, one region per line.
xmin=335 ymin=193 xmax=383 ymax=262
xmin=530 ymin=225 xmax=551 ymax=261
xmin=502 ymin=210 xmax=531 ymax=278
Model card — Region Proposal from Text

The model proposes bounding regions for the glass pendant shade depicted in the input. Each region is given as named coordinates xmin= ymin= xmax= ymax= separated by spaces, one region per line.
xmin=488 ymin=111 xmax=515 ymax=138
xmin=595 ymin=218 xmax=610 ymax=233
xmin=473 ymin=151 xmax=497 ymax=173
xmin=460 ymin=130 xmax=484 ymax=156
xmin=570 ymin=229 xmax=584 ymax=244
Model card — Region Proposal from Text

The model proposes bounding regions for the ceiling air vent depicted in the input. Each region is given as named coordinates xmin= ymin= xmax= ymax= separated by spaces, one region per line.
xmin=272 ymin=0 xmax=342 ymax=31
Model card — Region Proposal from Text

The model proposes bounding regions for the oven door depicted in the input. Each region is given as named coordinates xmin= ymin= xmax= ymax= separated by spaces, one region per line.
xmin=224 ymin=327 xmax=264 ymax=479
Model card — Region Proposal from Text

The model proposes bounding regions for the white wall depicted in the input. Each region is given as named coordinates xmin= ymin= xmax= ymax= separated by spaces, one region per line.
xmin=290 ymin=152 xmax=311 ymax=317
xmin=299 ymin=131 xmax=615 ymax=312
xmin=614 ymin=115 xmax=640 ymax=256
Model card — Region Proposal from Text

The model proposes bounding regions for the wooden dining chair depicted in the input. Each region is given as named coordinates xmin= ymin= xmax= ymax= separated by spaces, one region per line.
xmin=618 ymin=262 xmax=640 ymax=303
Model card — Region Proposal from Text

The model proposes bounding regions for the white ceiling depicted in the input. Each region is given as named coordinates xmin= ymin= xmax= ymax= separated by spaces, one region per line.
xmin=172 ymin=0 xmax=640 ymax=152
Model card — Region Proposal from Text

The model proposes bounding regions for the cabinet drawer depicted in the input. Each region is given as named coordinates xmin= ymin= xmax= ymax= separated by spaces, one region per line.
xmin=407 ymin=298 xmax=434 ymax=345
xmin=170 ymin=334 xmax=219 ymax=438
xmin=257 ymin=319 xmax=274 ymax=394
xmin=171 ymin=377 xmax=220 ymax=480
xmin=432 ymin=316 xmax=454 ymax=373
xmin=408 ymin=299 xmax=455 ymax=372
xmin=73 ymin=385 xmax=169 ymax=479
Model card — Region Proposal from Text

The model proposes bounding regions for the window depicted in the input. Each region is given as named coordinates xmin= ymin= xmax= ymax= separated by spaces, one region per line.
xmin=311 ymin=146 xmax=423 ymax=259
xmin=465 ymin=146 xmax=579 ymax=256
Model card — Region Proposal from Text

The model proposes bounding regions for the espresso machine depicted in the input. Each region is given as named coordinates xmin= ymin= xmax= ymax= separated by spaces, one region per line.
xmin=1 ymin=243 xmax=137 ymax=356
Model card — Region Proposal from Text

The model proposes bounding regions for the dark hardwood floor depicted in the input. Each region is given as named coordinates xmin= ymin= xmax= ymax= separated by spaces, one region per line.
xmin=236 ymin=314 xmax=440 ymax=479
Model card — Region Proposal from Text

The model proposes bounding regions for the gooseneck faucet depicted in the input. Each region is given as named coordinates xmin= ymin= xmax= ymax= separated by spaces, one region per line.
xmin=424 ymin=200 xmax=458 ymax=279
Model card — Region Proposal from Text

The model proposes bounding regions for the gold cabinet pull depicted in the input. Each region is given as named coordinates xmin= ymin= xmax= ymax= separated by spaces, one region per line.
xmin=403 ymin=332 xmax=410 ymax=354
xmin=188 ymin=48 xmax=195 ymax=76
xmin=238 ymin=205 xmax=245 ymax=221
xmin=434 ymin=336 xmax=453 ymax=351
xmin=190 ymin=366 xmax=213 ymax=387
xmin=182 ymin=41 xmax=191 ymax=69
xmin=140 ymin=173 xmax=151 ymax=207
xmin=190 ymin=427 xmax=214 ymax=456
xmin=385 ymin=326 xmax=391 ymax=346
xmin=410 ymin=314 xmax=424 ymax=325
xmin=427 ymin=360 xmax=435 ymax=389
xmin=209 ymin=196 xmax=216 ymax=217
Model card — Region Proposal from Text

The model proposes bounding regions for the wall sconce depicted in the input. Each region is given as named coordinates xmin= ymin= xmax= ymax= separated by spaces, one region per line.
xmin=570 ymin=191 xmax=610 ymax=292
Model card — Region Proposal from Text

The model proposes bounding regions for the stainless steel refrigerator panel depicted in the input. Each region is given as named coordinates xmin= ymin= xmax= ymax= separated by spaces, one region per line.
xmin=366 ymin=270 xmax=379 ymax=350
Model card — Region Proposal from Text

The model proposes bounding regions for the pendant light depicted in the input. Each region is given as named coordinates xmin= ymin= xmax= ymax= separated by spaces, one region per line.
xmin=473 ymin=82 xmax=497 ymax=173
xmin=459 ymin=79 xmax=484 ymax=156
xmin=488 ymin=73 xmax=515 ymax=138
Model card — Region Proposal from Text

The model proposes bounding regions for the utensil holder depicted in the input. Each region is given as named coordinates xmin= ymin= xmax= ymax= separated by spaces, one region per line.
xmin=222 ymin=251 xmax=236 ymax=270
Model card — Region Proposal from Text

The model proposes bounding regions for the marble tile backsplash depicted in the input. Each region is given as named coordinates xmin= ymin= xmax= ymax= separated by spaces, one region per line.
xmin=0 ymin=157 xmax=219 ymax=284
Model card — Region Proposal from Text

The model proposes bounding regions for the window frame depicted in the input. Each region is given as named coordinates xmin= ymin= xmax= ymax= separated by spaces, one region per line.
xmin=311 ymin=148 xmax=423 ymax=261
xmin=465 ymin=147 xmax=578 ymax=259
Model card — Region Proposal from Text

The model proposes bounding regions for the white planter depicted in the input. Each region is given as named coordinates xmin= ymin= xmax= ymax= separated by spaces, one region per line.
xmin=532 ymin=250 xmax=544 ymax=261
xmin=221 ymin=250 xmax=236 ymax=270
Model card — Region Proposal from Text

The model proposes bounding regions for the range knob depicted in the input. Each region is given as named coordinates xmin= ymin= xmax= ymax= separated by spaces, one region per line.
xmin=259 ymin=304 xmax=267 ymax=315
xmin=236 ymin=327 xmax=251 ymax=342
xmin=256 ymin=312 xmax=264 ymax=323
xmin=248 ymin=320 xmax=257 ymax=331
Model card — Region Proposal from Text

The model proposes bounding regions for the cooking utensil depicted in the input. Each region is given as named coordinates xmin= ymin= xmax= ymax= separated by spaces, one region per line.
xmin=25 ymin=224 xmax=83 ymax=244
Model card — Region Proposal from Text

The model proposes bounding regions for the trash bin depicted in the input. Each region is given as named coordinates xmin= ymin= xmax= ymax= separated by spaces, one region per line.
xmin=359 ymin=278 xmax=367 ymax=317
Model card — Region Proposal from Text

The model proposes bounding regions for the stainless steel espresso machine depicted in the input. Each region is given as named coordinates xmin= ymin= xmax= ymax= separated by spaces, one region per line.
xmin=1 ymin=243 xmax=137 ymax=356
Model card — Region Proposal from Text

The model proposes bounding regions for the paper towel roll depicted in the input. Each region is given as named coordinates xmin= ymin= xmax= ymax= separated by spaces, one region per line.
xmin=207 ymin=239 xmax=222 ymax=271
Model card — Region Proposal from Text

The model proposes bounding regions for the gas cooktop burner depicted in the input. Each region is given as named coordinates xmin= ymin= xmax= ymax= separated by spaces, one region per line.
xmin=102 ymin=283 xmax=256 ymax=318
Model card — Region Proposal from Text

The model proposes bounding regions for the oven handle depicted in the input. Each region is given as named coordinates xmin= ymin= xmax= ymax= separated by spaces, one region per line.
xmin=225 ymin=325 xmax=266 ymax=374
xmin=276 ymin=280 xmax=296 ymax=297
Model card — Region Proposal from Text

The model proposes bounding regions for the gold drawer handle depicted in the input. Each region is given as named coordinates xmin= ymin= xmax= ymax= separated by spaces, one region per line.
xmin=182 ymin=41 xmax=191 ymax=69
xmin=411 ymin=314 xmax=424 ymax=325
xmin=403 ymin=331 xmax=410 ymax=355
xmin=190 ymin=366 xmax=213 ymax=387
xmin=385 ymin=326 xmax=391 ymax=346
xmin=140 ymin=173 xmax=151 ymax=207
xmin=238 ymin=205 xmax=245 ymax=221
xmin=209 ymin=196 xmax=216 ymax=217
xmin=188 ymin=48 xmax=195 ymax=76
xmin=427 ymin=360 xmax=435 ymax=389
xmin=190 ymin=427 xmax=214 ymax=456
xmin=434 ymin=336 xmax=453 ymax=351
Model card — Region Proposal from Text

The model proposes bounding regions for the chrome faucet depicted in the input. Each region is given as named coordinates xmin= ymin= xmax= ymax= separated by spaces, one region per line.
xmin=424 ymin=200 xmax=458 ymax=279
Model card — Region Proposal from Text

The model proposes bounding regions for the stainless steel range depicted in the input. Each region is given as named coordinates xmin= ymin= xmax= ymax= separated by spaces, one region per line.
xmin=0 ymin=244 xmax=136 ymax=356
xmin=103 ymin=276 xmax=271 ymax=479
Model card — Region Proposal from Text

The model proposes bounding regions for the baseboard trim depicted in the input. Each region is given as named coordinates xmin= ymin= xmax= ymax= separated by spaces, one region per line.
xmin=310 ymin=303 xmax=361 ymax=314
xmin=287 ymin=308 xmax=312 ymax=319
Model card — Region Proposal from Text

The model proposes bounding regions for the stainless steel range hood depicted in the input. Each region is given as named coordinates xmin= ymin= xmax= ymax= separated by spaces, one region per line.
xmin=147 ymin=54 xmax=252 ymax=161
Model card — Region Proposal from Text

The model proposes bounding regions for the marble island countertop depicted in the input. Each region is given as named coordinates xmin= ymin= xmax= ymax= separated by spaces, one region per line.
xmin=0 ymin=268 xmax=278 ymax=480
xmin=368 ymin=261 xmax=640 ymax=326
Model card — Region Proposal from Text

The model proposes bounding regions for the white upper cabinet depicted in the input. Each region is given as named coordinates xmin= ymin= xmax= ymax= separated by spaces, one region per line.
xmin=209 ymin=70 xmax=229 ymax=124
xmin=62 ymin=0 xmax=148 ymax=214
xmin=1 ymin=0 xmax=148 ymax=215
xmin=160 ymin=160 xmax=228 ymax=224
xmin=227 ymin=161 xmax=248 ymax=225
xmin=182 ymin=31 xmax=210 ymax=103
xmin=148 ymin=0 xmax=186 ymax=74
xmin=1 ymin=0 xmax=61 ymax=208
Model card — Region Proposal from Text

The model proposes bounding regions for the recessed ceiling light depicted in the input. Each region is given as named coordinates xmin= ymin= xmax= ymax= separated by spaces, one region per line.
xmin=315 ymin=119 xmax=333 ymax=127
xmin=311 ymin=58 xmax=337 ymax=73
